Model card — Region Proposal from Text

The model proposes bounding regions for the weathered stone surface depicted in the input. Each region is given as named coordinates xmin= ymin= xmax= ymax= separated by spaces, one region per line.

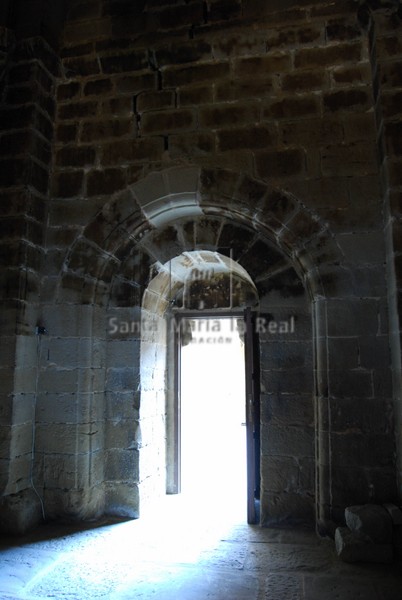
xmin=1 ymin=0 xmax=401 ymax=535
xmin=345 ymin=504 xmax=393 ymax=543
xmin=0 ymin=489 xmax=42 ymax=535
xmin=335 ymin=526 xmax=393 ymax=563
xmin=383 ymin=503 xmax=402 ymax=525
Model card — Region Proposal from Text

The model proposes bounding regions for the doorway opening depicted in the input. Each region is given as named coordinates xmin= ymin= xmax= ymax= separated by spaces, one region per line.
xmin=179 ymin=316 xmax=247 ymax=523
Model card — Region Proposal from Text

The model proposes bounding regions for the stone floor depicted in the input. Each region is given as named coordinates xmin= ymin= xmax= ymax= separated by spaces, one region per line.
xmin=0 ymin=494 xmax=401 ymax=600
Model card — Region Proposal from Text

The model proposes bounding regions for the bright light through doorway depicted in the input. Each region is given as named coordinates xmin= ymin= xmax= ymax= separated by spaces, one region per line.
xmin=180 ymin=317 xmax=247 ymax=524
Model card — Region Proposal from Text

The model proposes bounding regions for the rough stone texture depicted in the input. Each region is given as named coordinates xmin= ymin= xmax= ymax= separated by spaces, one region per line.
xmin=0 ymin=488 xmax=43 ymax=535
xmin=0 ymin=0 xmax=402 ymax=534
xmin=335 ymin=526 xmax=393 ymax=564
xmin=345 ymin=504 xmax=394 ymax=543
xmin=383 ymin=502 xmax=402 ymax=525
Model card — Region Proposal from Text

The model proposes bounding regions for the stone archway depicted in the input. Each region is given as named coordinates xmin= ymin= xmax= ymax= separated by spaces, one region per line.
xmin=139 ymin=249 xmax=259 ymax=510
xmin=40 ymin=166 xmax=341 ymax=531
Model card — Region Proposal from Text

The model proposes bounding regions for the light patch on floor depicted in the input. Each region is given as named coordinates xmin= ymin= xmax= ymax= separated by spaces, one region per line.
xmin=0 ymin=496 xmax=401 ymax=600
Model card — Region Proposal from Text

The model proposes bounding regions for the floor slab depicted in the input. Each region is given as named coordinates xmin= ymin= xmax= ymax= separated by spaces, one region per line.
xmin=0 ymin=495 xmax=401 ymax=600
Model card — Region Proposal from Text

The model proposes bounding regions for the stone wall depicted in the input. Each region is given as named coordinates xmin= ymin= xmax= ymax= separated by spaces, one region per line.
xmin=0 ymin=0 xmax=401 ymax=534
xmin=367 ymin=0 xmax=402 ymax=507
xmin=0 ymin=33 xmax=59 ymax=517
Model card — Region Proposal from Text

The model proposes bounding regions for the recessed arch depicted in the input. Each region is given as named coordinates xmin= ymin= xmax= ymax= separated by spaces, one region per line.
xmin=59 ymin=166 xmax=342 ymax=304
xmin=55 ymin=166 xmax=341 ymax=531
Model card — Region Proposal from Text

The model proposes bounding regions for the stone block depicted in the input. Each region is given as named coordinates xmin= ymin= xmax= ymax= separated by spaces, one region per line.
xmin=106 ymin=339 xmax=140 ymax=368
xmin=381 ymin=90 xmax=402 ymax=119
xmin=38 ymin=367 xmax=79 ymax=393
xmin=324 ymin=89 xmax=371 ymax=113
xmin=255 ymin=148 xmax=305 ymax=179
xmin=330 ymin=397 xmax=393 ymax=435
xmin=336 ymin=231 xmax=386 ymax=264
xmin=280 ymin=118 xmax=343 ymax=148
xmin=383 ymin=503 xmax=402 ymax=525
xmin=330 ymin=433 xmax=395 ymax=469
xmin=162 ymin=61 xmax=229 ymax=87
xmin=260 ymin=456 xmax=299 ymax=492
xmin=281 ymin=69 xmax=328 ymax=93
xmin=385 ymin=121 xmax=402 ymax=156
xmin=141 ymin=108 xmax=196 ymax=135
xmin=261 ymin=424 xmax=314 ymax=458
xmin=106 ymin=367 xmax=140 ymax=392
xmin=169 ymin=132 xmax=216 ymax=158
xmin=53 ymin=170 xmax=84 ymax=198
xmin=157 ymin=2 xmax=204 ymax=29
xmin=115 ymin=72 xmax=157 ymax=94
xmin=105 ymin=418 xmax=139 ymax=450
xmin=326 ymin=299 xmax=380 ymax=336
xmin=104 ymin=481 xmax=139 ymax=518
xmin=215 ymin=78 xmax=274 ymax=102
xmin=0 ymin=424 xmax=11 ymax=456
xmin=0 ymin=489 xmax=43 ymax=535
xmin=11 ymin=394 xmax=36 ymax=426
xmin=100 ymin=51 xmax=148 ymax=74
xmin=102 ymin=97 xmax=133 ymax=116
xmin=207 ymin=0 xmax=242 ymax=21
xmin=260 ymin=340 xmax=312 ymax=369
xmin=332 ymin=63 xmax=371 ymax=86
xmin=377 ymin=35 xmax=402 ymax=59
xmin=335 ymin=526 xmax=393 ymax=563
xmin=63 ymin=16 xmax=111 ymax=44
xmin=178 ymin=84 xmax=213 ymax=106
xmin=57 ymin=81 xmax=81 ymax=102
xmin=0 ymin=394 xmax=13 ymax=425
xmin=234 ymin=53 xmax=292 ymax=77
xmin=101 ymin=137 xmax=164 ymax=165
xmin=137 ymin=90 xmax=175 ymax=112
xmin=44 ymin=454 xmax=92 ymax=489
xmin=261 ymin=490 xmax=315 ymax=526
xmin=105 ymin=448 xmax=139 ymax=481
xmin=321 ymin=141 xmax=377 ymax=177
xmin=380 ymin=61 xmax=402 ymax=89
xmin=389 ymin=159 xmax=402 ymax=186
xmin=80 ymin=118 xmax=133 ymax=142
xmin=263 ymin=95 xmax=321 ymax=119
xmin=154 ymin=40 xmax=212 ymax=67
xmin=218 ymin=125 xmax=277 ymax=151
xmin=261 ymin=360 xmax=313 ymax=392
xmin=86 ymin=167 xmax=126 ymax=196
xmin=55 ymin=123 xmax=77 ymax=144
xmin=60 ymin=42 xmax=93 ymax=59
xmin=328 ymin=368 xmax=373 ymax=399
xmin=37 ymin=393 xmax=76 ymax=424
xmin=83 ymin=78 xmax=113 ymax=96
xmin=326 ymin=21 xmax=362 ymax=42
xmin=345 ymin=504 xmax=393 ymax=543
xmin=294 ymin=42 xmax=361 ymax=69
xmin=261 ymin=393 xmax=314 ymax=428
xmin=56 ymin=146 xmax=96 ymax=168
xmin=58 ymin=100 xmax=98 ymax=121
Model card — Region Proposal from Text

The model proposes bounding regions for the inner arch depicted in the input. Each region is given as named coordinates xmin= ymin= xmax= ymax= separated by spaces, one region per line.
xmin=138 ymin=250 xmax=259 ymax=513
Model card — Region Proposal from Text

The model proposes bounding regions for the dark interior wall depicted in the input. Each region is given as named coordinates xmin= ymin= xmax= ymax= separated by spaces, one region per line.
xmin=368 ymin=2 xmax=402 ymax=507
xmin=0 ymin=0 xmax=402 ymax=534
xmin=0 ymin=20 xmax=60 ymax=526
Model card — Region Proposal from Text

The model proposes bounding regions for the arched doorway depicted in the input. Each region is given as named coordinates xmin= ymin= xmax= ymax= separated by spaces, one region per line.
xmin=53 ymin=166 xmax=339 ymax=530
xmin=141 ymin=250 xmax=260 ymax=523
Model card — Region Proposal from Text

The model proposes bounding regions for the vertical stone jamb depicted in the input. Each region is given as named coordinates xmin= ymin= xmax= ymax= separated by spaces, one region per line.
xmin=0 ymin=33 xmax=60 ymax=532
xmin=359 ymin=0 xmax=402 ymax=500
